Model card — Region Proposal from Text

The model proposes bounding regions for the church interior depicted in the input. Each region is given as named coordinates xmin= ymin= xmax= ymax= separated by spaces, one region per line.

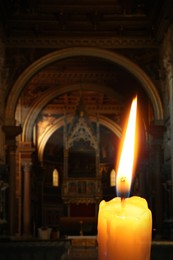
xmin=0 ymin=0 xmax=173 ymax=259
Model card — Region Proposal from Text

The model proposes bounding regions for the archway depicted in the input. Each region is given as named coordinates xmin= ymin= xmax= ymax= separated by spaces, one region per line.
xmin=22 ymin=83 xmax=122 ymax=142
xmin=5 ymin=47 xmax=163 ymax=128
xmin=5 ymin=47 xmax=164 ymax=235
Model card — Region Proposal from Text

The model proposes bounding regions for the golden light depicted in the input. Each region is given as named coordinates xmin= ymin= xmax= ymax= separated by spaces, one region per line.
xmin=116 ymin=96 xmax=137 ymax=198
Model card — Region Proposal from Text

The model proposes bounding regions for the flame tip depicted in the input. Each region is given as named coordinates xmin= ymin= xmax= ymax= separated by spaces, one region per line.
xmin=116 ymin=97 xmax=138 ymax=197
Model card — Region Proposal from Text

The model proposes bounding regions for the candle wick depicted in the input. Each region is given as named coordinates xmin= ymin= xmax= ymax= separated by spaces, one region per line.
xmin=121 ymin=197 xmax=125 ymax=202
xmin=121 ymin=197 xmax=125 ymax=208
xmin=121 ymin=177 xmax=126 ymax=183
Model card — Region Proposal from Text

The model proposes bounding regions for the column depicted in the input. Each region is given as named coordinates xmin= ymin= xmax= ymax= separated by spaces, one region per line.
xmin=2 ymin=125 xmax=22 ymax=236
xmin=18 ymin=142 xmax=35 ymax=238
xmin=0 ymin=37 xmax=7 ymax=175
xmin=23 ymin=162 xmax=32 ymax=237
xmin=161 ymin=25 xmax=173 ymax=223
xmin=63 ymin=112 xmax=68 ymax=178
xmin=148 ymin=124 xmax=165 ymax=238
xmin=64 ymin=149 xmax=68 ymax=178
xmin=96 ymin=116 xmax=100 ymax=178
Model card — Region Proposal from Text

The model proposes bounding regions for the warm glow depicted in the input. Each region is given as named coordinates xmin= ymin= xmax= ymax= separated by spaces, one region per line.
xmin=110 ymin=169 xmax=116 ymax=187
xmin=53 ymin=169 xmax=59 ymax=187
xmin=116 ymin=96 xmax=137 ymax=197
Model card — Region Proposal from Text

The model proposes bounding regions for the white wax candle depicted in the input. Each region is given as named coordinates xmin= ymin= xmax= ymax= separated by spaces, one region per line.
xmin=97 ymin=196 xmax=152 ymax=260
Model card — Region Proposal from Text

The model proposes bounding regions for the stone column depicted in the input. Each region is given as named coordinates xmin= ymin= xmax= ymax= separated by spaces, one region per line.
xmin=64 ymin=149 xmax=68 ymax=178
xmin=22 ymin=162 xmax=32 ymax=237
xmin=148 ymin=124 xmax=165 ymax=238
xmin=8 ymin=144 xmax=16 ymax=236
xmin=2 ymin=125 xmax=22 ymax=236
xmin=0 ymin=36 xmax=7 ymax=163
xmin=161 ymin=24 xmax=173 ymax=214
xmin=96 ymin=117 xmax=100 ymax=178
xmin=63 ymin=114 xmax=68 ymax=178
xmin=18 ymin=142 xmax=35 ymax=238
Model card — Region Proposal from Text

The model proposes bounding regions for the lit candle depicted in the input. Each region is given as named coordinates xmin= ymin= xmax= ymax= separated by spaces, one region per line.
xmin=97 ymin=97 xmax=152 ymax=260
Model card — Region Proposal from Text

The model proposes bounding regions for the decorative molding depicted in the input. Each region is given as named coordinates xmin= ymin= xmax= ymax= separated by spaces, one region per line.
xmin=5 ymin=36 xmax=159 ymax=49
xmin=67 ymin=97 xmax=98 ymax=150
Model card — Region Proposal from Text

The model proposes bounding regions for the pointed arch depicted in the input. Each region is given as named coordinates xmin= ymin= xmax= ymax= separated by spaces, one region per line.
xmin=38 ymin=115 xmax=122 ymax=162
xmin=22 ymin=83 xmax=122 ymax=142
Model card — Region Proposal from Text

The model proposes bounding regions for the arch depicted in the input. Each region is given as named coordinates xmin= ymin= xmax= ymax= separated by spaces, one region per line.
xmin=5 ymin=47 xmax=163 ymax=126
xmin=22 ymin=83 xmax=123 ymax=141
xmin=38 ymin=114 xmax=122 ymax=162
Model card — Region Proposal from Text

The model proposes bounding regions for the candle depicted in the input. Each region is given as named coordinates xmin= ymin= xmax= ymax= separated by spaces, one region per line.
xmin=98 ymin=196 xmax=152 ymax=260
xmin=97 ymin=97 xmax=152 ymax=260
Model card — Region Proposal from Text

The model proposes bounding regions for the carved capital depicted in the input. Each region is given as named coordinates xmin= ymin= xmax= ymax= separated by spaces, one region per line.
xmin=22 ymin=162 xmax=32 ymax=173
xmin=2 ymin=125 xmax=22 ymax=139
xmin=148 ymin=124 xmax=166 ymax=139
xmin=162 ymin=56 xmax=173 ymax=80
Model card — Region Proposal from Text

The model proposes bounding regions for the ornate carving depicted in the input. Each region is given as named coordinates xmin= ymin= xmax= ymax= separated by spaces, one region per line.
xmin=67 ymin=96 xmax=97 ymax=149
xmin=22 ymin=162 xmax=32 ymax=175
xmin=67 ymin=115 xmax=97 ymax=150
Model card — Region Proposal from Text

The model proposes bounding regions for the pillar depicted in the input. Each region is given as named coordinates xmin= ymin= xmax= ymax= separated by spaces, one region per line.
xmin=148 ymin=124 xmax=165 ymax=238
xmin=161 ymin=24 xmax=173 ymax=224
xmin=2 ymin=125 xmax=22 ymax=236
xmin=0 ymin=36 xmax=6 ymax=163
xmin=22 ymin=162 xmax=32 ymax=237
xmin=96 ymin=116 xmax=100 ymax=178
xmin=18 ymin=142 xmax=35 ymax=238
xmin=8 ymin=143 xmax=16 ymax=236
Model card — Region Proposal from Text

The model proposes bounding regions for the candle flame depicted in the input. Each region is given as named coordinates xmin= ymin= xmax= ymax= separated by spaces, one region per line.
xmin=116 ymin=96 xmax=137 ymax=198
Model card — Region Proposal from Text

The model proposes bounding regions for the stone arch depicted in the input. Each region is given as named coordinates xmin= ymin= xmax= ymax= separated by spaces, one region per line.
xmin=5 ymin=47 xmax=163 ymax=128
xmin=22 ymin=83 xmax=122 ymax=141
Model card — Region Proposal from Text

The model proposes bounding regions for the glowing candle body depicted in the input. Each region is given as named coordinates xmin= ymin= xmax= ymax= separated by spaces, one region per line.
xmin=97 ymin=196 xmax=152 ymax=260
